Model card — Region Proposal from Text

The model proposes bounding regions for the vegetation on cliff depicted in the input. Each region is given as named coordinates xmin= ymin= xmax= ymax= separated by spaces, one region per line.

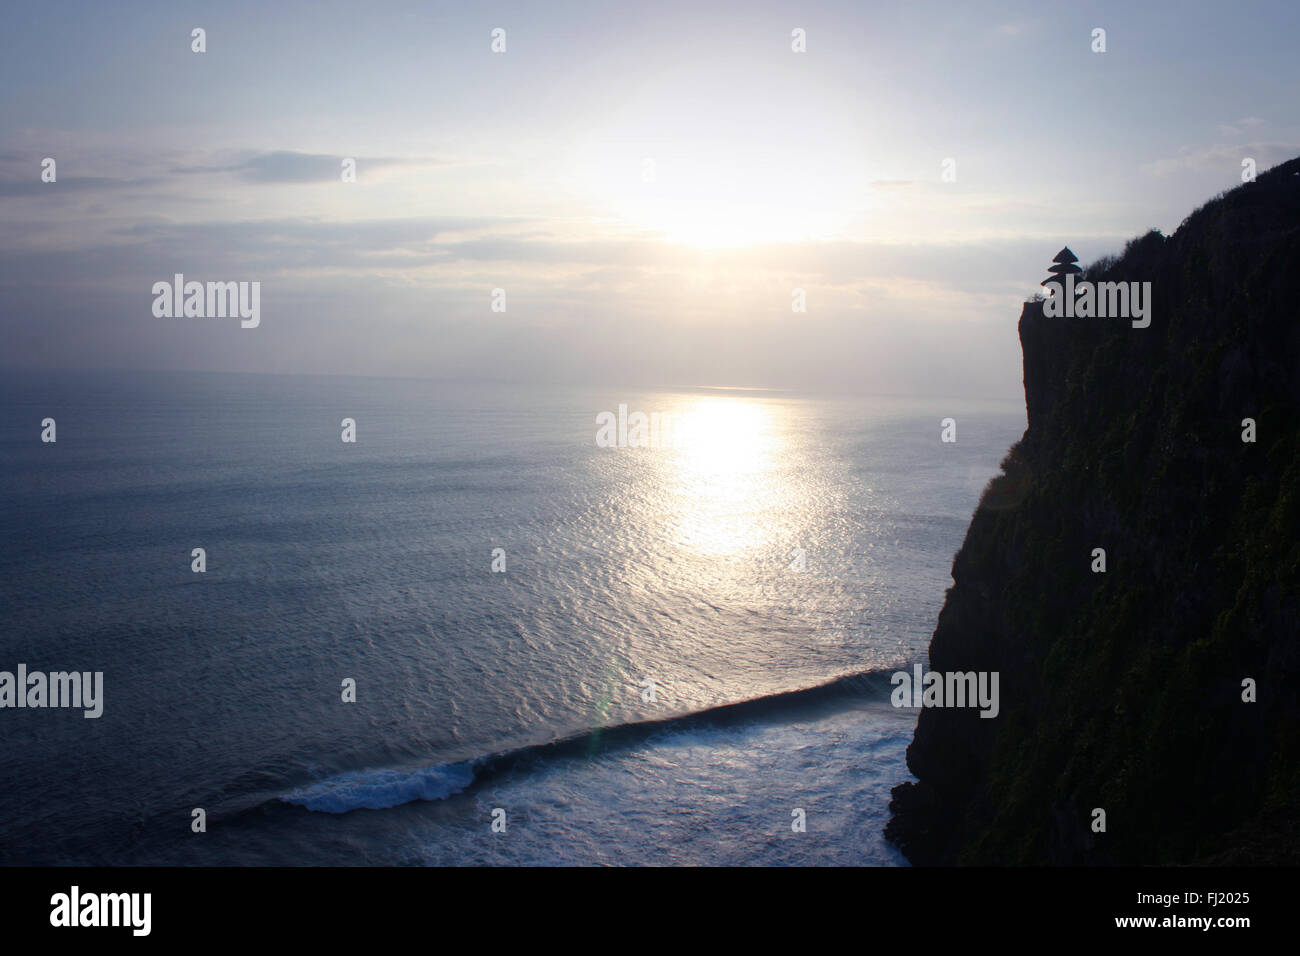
xmin=886 ymin=157 xmax=1300 ymax=865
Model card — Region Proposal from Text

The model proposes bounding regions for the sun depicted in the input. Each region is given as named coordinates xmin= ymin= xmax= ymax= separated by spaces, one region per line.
xmin=618 ymin=193 xmax=847 ymax=249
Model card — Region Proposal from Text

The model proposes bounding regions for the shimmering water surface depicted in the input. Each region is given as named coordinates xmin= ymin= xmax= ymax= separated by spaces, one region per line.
xmin=0 ymin=370 xmax=1023 ymax=864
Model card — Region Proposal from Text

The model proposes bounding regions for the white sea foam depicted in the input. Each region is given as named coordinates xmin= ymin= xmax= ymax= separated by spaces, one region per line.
xmin=281 ymin=762 xmax=477 ymax=813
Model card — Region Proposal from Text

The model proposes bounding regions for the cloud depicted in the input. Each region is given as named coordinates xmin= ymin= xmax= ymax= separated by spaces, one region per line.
xmin=995 ymin=21 xmax=1036 ymax=38
xmin=171 ymin=150 xmax=442 ymax=184
xmin=0 ymin=148 xmax=442 ymax=196
xmin=0 ymin=176 xmax=158 ymax=197
xmin=1216 ymin=116 xmax=1268 ymax=137
xmin=1142 ymin=143 xmax=1300 ymax=178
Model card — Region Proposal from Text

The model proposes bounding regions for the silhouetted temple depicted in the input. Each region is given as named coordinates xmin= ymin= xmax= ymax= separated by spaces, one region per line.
xmin=1041 ymin=246 xmax=1081 ymax=294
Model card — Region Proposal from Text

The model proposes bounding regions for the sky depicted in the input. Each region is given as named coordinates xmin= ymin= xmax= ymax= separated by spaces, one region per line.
xmin=1 ymin=0 xmax=1297 ymax=399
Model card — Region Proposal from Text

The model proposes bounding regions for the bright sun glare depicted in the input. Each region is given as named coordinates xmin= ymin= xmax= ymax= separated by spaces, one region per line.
xmin=666 ymin=398 xmax=786 ymax=555
xmin=621 ymin=194 xmax=849 ymax=248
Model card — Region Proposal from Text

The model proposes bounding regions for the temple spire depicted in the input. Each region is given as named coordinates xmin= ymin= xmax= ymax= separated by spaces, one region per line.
xmin=1041 ymin=246 xmax=1082 ymax=294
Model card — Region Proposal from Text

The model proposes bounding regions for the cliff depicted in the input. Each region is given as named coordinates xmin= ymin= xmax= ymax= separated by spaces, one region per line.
xmin=885 ymin=157 xmax=1300 ymax=865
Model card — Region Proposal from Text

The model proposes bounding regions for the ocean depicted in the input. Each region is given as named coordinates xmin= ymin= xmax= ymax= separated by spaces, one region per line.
xmin=0 ymin=370 xmax=1024 ymax=865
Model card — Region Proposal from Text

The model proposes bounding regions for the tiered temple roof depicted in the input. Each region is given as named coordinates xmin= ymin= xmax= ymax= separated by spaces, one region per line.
xmin=1041 ymin=247 xmax=1082 ymax=292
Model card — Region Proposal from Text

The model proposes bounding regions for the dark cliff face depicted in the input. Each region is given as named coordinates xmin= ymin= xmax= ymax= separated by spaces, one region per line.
xmin=886 ymin=157 xmax=1300 ymax=865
